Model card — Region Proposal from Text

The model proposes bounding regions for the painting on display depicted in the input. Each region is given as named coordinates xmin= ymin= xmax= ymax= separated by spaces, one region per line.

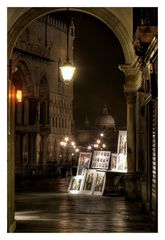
xmin=82 ymin=169 xmax=96 ymax=194
xmin=110 ymin=153 xmax=118 ymax=171
xmin=93 ymin=171 xmax=106 ymax=195
xmin=91 ymin=151 xmax=111 ymax=170
xmin=77 ymin=152 xmax=92 ymax=176
xmin=117 ymin=130 xmax=127 ymax=154
xmin=117 ymin=153 xmax=127 ymax=172
xmin=68 ymin=175 xmax=85 ymax=194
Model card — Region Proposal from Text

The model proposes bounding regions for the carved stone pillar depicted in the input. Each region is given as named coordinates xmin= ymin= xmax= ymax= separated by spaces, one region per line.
xmin=124 ymin=92 xmax=139 ymax=200
xmin=8 ymin=65 xmax=16 ymax=232
xmin=126 ymin=92 xmax=136 ymax=173
xmin=7 ymin=60 xmax=16 ymax=232
xmin=119 ymin=64 xmax=142 ymax=200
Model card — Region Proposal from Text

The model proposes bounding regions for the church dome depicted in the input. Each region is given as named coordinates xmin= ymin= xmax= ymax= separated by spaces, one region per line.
xmin=95 ymin=105 xmax=115 ymax=129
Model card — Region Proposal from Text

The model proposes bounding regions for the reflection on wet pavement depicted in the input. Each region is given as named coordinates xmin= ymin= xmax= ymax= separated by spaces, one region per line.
xmin=15 ymin=178 xmax=156 ymax=233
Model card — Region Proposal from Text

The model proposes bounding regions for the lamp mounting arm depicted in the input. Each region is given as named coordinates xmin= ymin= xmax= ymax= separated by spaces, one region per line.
xmin=66 ymin=7 xmax=70 ymax=62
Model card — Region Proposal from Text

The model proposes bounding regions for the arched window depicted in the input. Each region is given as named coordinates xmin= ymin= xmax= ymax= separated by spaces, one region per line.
xmin=12 ymin=61 xmax=33 ymax=126
xmin=29 ymin=98 xmax=38 ymax=125
xmin=40 ymin=101 xmax=46 ymax=125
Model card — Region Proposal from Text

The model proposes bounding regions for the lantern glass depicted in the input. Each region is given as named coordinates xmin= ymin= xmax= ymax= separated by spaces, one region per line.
xmin=16 ymin=90 xmax=22 ymax=103
xmin=60 ymin=61 xmax=75 ymax=83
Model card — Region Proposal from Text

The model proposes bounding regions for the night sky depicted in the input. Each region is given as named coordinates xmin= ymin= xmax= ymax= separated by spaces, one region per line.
xmin=53 ymin=10 xmax=126 ymax=128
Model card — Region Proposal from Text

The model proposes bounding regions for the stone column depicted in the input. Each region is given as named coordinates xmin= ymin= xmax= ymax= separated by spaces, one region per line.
xmin=40 ymin=134 xmax=48 ymax=174
xmin=33 ymin=133 xmax=38 ymax=168
xmin=119 ymin=63 xmax=142 ymax=200
xmin=124 ymin=92 xmax=139 ymax=200
xmin=7 ymin=63 xmax=16 ymax=232
xmin=126 ymin=92 xmax=136 ymax=172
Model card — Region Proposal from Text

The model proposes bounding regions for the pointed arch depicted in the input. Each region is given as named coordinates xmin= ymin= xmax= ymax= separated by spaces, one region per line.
xmin=12 ymin=60 xmax=34 ymax=97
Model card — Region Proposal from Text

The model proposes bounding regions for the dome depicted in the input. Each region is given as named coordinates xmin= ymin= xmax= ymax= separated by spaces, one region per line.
xmin=95 ymin=105 xmax=115 ymax=129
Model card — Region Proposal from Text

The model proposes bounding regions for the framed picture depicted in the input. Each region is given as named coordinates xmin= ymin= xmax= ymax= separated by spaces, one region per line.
xmin=117 ymin=153 xmax=127 ymax=172
xmin=93 ymin=171 xmax=106 ymax=195
xmin=110 ymin=153 xmax=118 ymax=171
xmin=82 ymin=169 xmax=96 ymax=194
xmin=117 ymin=130 xmax=127 ymax=154
xmin=68 ymin=175 xmax=85 ymax=194
xmin=77 ymin=152 xmax=92 ymax=176
xmin=91 ymin=151 xmax=111 ymax=170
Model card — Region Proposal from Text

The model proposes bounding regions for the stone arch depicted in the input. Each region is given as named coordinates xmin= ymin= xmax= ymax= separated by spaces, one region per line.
xmin=7 ymin=7 xmax=135 ymax=232
xmin=8 ymin=8 xmax=135 ymax=64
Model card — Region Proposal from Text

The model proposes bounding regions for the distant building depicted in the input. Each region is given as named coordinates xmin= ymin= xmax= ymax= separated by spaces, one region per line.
xmin=74 ymin=105 xmax=126 ymax=153
xmin=12 ymin=15 xmax=75 ymax=177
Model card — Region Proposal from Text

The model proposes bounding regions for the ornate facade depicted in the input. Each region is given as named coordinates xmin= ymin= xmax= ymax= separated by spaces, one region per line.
xmin=12 ymin=15 xmax=75 ymax=177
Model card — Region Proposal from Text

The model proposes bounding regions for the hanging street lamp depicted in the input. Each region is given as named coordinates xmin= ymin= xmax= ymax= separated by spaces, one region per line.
xmin=60 ymin=8 xmax=76 ymax=84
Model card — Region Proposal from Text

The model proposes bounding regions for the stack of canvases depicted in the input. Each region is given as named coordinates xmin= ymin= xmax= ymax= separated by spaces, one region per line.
xmin=68 ymin=151 xmax=108 ymax=195
xmin=110 ymin=130 xmax=127 ymax=172
xmin=68 ymin=130 xmax=127 ymax=195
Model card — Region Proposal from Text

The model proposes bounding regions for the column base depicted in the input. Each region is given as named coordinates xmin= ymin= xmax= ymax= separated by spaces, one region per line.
xmin=124 ymin=173 xmax=141 ymax=200
xmin=8 ymin=220 xmax=16 ymax=233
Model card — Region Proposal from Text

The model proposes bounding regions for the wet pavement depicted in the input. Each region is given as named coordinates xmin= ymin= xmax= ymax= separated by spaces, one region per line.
xmin=15 ymin=177 xmax=157 ymax=233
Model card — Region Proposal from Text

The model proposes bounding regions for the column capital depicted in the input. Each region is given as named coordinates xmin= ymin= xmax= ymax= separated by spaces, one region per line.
xmin=119 ymin=63 xmax=142 ymax=92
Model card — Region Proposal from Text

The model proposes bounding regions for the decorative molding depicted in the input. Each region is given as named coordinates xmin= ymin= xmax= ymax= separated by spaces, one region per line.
xmin=133 ymin=26 xmax=157 ymax=56
xmin=119 ymin=64 xmax=142 ymax=92
xmin=13 ymin=47 xmax=54 ymax=63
